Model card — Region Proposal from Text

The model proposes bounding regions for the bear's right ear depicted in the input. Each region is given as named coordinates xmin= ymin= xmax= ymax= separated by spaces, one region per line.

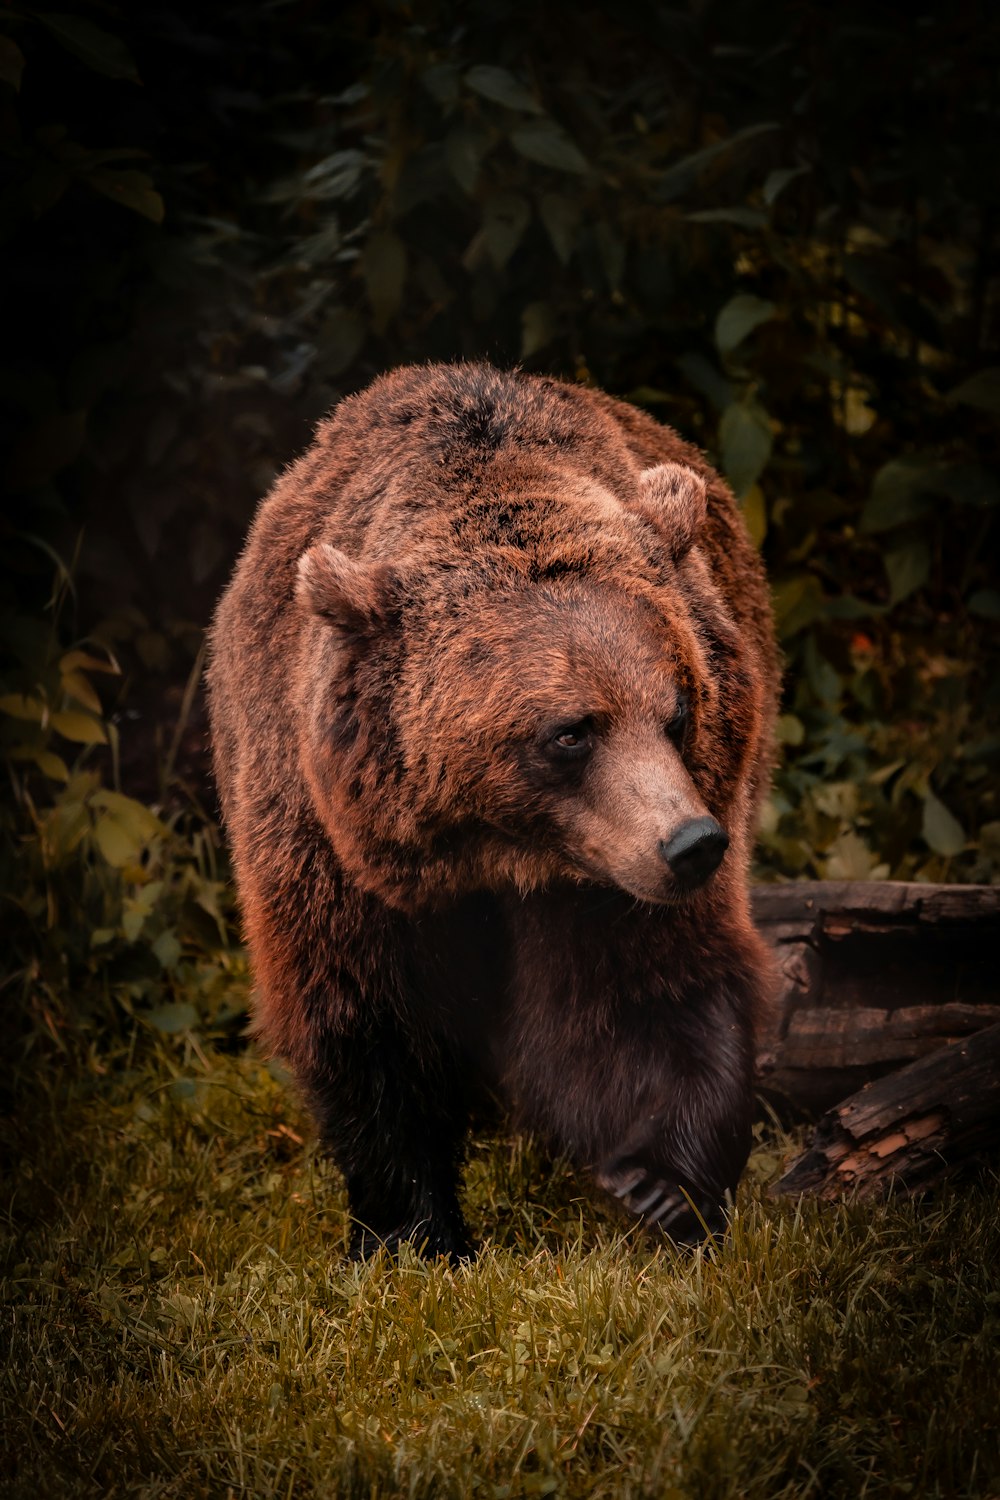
xmin=636 ymin=463 xmax=708 ymax=564
xmin=296 ymin=544 xmax=393 ymax=633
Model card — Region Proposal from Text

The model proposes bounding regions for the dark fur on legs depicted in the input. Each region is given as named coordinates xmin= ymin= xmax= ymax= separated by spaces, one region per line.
xmin=502 ymin=885 xmax=762 ymax=1246
xmin=306 ymin=1023 xmax=474 ymax=1262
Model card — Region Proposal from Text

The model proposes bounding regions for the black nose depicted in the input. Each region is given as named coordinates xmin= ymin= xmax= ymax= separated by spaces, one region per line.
xmin=659 ymin=816 xmax=729 ymax=889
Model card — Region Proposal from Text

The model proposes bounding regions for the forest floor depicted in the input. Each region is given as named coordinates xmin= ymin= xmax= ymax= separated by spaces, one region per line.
xmin=2 ymin=1028 xmax=999 ymax=1499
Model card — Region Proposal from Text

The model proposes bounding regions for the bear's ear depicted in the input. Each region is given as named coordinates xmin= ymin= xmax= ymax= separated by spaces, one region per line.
xmin=296 ymin=544 xmax=393 ymax=633
xmin=636 ymin=463 xmax=708 ymax=563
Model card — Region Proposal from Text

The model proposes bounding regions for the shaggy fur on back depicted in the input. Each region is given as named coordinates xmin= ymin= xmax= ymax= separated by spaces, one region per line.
xmin=208 ymin=363 xmax=779 ymax=1256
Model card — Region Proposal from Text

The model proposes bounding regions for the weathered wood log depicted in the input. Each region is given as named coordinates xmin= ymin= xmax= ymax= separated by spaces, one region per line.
xmin=771 ymin=1021 xmax=1000 ymax=1200
xmin=751 ymin=881 xmax=1000 ymax=1113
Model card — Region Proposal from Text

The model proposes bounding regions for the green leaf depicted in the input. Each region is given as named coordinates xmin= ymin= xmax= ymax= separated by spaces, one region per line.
xmin=50 ymin=709 xmax=107 ymax=744
xmin=825 ymin=831 xmax=883 ymax=881
xmin=293 ymin=221 xmax=341 ymax=266
xmin=822 ymin=595 xmax=881 ymax=620
xmin=884 ymin=539 xmax=930 ymax=605
xmin=265 ymin=150 xmax=364 ymax=204
xmin=445 ymin=125 xmax=490 ymax=196
xmin=510 ymin=122 xmax=588 ymax=175
xmin=465 ymin=65 xmax=541 ymax=114
xmin=741 ymin=483 xmax=768 ymax=547
xmin=421 ymin=63 xmax=459 ymax=107
xmin=538 ymin=193 xmax=579 ymax=264
xmin=860 ymin=459 xmax=935 ymax=533
xmin=120 ymin=882 xmax=162 ymax=942
xmin=7 ymin=744 xmax=69 ymax=780
xmin=719 ymin=401 xmax=772 ymax=497
xmin=60 ymin=649 xmax=119 ymax=676
xmin=715 ymin=294 xmax=775 ymax=355
xmin=862 ymin=457 xmax=998 ymax=533
xmin=762 ymin=164 xmax=810 ymax=205
xmin=687 ymin=207 xmax=767 ymax=229
xmin=362 ymin=231 xmax=406 ymax=334
xmin=44 ymin=799 xmax=90 ymax=859
xmin=145 ymin=1002 xmax=199 ymax=1034
xmin=771 ymin=575 xmax=826 ymax=639
xmin=86 ymin=168 xmax=164 ymax=223
xmin=38 ymin=13 xmax=140 ymax=82
xmin=827 ymin=594 xmax=881 ymax=618
xmin=91 ymin=792 xmax=162 ymax=867
xmin=656 ymin=122 xmax=778 ymax=202
xmin=152 ymin=930 xmax=182 ymax=971
xmin=326 ymin=82 xmax=368 ymax=107
xmin=61 ymin=668 xmax=102 ymax=713
xmin=0 ymin=693 xmax=46 ymax=722
xmin=922 ymin=790 xmax=965 ymax=857
xmin=121 ymin=902 xmax=147 ymax=944
xmin=803 ymin=636 xmax=841 ymax=703
xmin=480 ymin=192 xmax=530 ymax=269
xmin=947 ymin=368 xmax=1000 ymax=413
xmin=0 ymin=34 xmax=25 ymax=91
xmin=92 ymin=788 xmax=163 ymax=837
xmin=776 ymin=714 xmax=805 ymax=746
xmin=92 ymin=815 xmax=137 ymax=866
xmin=301 ymin=149 xmax=364 ymax=201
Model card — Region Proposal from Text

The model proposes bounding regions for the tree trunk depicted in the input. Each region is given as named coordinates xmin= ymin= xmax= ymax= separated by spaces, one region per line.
xmin=751 ymin=881 xmax=1000 ymax=1113
xmin=771 ymin=1022 xmax=1000 ymax=1200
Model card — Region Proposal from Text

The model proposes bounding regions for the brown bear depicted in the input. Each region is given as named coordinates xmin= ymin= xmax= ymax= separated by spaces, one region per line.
xmin=207 ymin=362 xmax=779 ymax=1258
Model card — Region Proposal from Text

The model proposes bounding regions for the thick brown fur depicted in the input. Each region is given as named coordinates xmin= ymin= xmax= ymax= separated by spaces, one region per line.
xmin=208 ymin=363 xmax=779 ymax=1257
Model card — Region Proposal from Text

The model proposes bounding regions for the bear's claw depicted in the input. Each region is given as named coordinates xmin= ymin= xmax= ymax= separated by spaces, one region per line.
xmin=596 ymin=1159 xmax=727 ymax=1245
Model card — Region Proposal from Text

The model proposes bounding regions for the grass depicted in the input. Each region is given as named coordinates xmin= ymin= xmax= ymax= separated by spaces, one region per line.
xmin=2 ymin=1026 xmax=999 ymax=1499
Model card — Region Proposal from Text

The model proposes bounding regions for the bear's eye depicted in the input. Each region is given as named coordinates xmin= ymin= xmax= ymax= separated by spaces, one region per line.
xmin=666 ymin=695 xmax=689 ymax=747
xmin=547 ymin=721 xmax=594 ymax=760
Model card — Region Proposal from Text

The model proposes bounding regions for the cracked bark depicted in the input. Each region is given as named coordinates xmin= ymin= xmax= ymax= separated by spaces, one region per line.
xmin=750 ymin=882 xmax=1000 ymax=1197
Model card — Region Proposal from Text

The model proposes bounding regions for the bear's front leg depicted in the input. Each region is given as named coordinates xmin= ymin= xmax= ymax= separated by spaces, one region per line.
xmin=305 ymin=1020 xmax=474 ymax=1263
xmin=508 ymin=1002 xmax=755 ymax=1247
xmin=593 ymin=1072 xmax=752 ymax=1246
xmin=241 ymin=856 xmax=475 ymax=1263
xmin=503 ymin=892 xmax=762 ymax=1247
xmin=596 ymin=974 xmax=756 ymax=1245
xmin=585 ymin=1016 xmax=753 ymax=1247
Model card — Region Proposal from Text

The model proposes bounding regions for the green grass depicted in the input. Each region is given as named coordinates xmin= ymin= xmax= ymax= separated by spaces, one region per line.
xmin=2 ymin=1030 xmax=998 ymax=1499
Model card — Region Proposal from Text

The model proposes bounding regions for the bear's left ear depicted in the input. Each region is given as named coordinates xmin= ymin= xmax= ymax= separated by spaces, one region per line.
xmin=636 ymin=463 xmax=707 ymax=564
xmin=296 ymin=543 xmax=395 ymax=634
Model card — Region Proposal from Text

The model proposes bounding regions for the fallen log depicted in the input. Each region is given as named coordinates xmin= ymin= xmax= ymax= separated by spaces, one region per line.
xmin=751 ymin=881 xmax=1000 ymax=1113
xmin=771 ymin=1021 xmax=1000 ymax=1200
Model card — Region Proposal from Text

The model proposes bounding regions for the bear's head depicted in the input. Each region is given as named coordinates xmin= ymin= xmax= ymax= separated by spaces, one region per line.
xmin=295 ymin=463 xmax=763 ymax=910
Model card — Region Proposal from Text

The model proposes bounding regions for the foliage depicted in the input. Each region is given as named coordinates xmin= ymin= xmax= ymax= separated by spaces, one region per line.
xmin=3 ymin=1033 xmax=999 ymax=1496
xmin=0 ymin=569 xmax=242 ymax=1041
xmin=1 ymin=0 xmax=997 ymax=898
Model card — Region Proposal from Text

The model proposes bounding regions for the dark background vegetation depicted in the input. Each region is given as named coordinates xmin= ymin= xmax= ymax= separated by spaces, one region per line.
xmin=2 ymin=10 xmax=1000 ymax=1495
xmin=1 ymin=0 xmax=999 ymax=1034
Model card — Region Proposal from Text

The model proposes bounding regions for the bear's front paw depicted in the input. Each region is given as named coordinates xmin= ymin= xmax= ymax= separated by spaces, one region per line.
xmin=595 ymin=1158 xmax=728 ymax=1246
